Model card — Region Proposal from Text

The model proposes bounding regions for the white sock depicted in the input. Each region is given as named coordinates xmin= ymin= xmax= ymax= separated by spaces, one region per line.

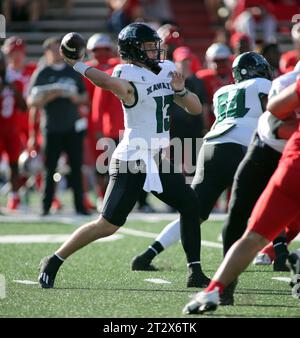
xmin=187 ymin=261 xmax=201 ymax=267
xmin=156 ymin=218 xmax=181 ymax=249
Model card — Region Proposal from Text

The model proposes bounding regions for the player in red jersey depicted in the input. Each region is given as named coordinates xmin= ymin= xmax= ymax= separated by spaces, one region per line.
xmin=280 ymin=22 xmax=300 ymax=74
xmin=183 ymin=78 xmax=300 ymax=315
xmin=84 ymin=33 xmax=118 ymax=153
xmin=0 ymin=51 xmax=27 ymax=210
xmin=2 ymin=36 xmax=38 ymax=209
xmin=84 ymin=33 xmax=117 ymax=99
xmin=82 ymin=33 xmax=119 ymax=210
xmin=2 ymin=36 xmax=36 ymax=146
xmin=91 ymin=66 xmax=124 ymax=203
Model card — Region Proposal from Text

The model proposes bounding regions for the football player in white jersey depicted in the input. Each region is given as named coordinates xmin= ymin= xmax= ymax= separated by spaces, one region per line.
xmin=131 ymin=52 xmax=273 ymax=294
xmin=211 ymin=62 xmax=300 ymax=306
xmin=182 ymin=64 xmax=300 ymax=315
xmin=183 ymin=73 xmax=300 ymax=317
xmin=38 ymin=23 xmax=208 ymax=289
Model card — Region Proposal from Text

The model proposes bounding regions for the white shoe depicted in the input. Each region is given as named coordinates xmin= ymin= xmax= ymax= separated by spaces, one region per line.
xmin=182 ymin=288 xmax=220 ymax=315
xmin=253 ymin=253 xmax=271 ymax=266
xmin=286 ymin=249 xmax=300 ymax=275
xmin=286 ymin=250 xmax=300 ymax=298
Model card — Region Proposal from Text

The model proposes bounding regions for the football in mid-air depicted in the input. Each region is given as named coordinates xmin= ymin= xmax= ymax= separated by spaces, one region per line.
xmin=60 ymin=32 xmax=86 ymax=60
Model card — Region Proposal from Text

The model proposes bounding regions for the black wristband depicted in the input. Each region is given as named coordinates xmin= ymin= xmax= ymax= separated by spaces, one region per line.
xmin=174 ymin=88 xmax=188 ymax=97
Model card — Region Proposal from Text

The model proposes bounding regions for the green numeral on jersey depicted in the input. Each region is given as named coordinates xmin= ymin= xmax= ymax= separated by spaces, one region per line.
xmin=154 ymin=95 xmax=173 ymax=133
xmin=216 ymin=88 xmax=249 ymax=123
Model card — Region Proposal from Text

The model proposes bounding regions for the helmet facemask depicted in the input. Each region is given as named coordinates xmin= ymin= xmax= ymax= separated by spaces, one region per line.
xmin=139 ymin=40 xmax=164 ymax=73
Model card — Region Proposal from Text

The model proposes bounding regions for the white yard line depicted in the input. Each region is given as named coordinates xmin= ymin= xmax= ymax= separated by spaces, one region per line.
xmin=0 ymin=227 xmax=222 ymax=249
xmin=13 ymin=280 xmax=38 ymax=285
xmin=144 ymin=278 xmax=172 ymax=284
xmin=118 ymin=227 xmax=158 ymax=238
xmin=118 ymin=227 xmax=223 ymax=248
xmin=271 ymin=277 xmax=291 ymax=283
xmin=0 ymin=212 xmax=228 ymax=224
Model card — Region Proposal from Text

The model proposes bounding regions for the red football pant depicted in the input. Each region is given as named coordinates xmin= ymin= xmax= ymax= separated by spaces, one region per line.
xmin=247 ymin=130 xmax=300 ymax=242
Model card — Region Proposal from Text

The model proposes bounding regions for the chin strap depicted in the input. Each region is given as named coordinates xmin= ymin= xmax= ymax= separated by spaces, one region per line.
xmin=150 ymin=63 xmax=162 ymax=74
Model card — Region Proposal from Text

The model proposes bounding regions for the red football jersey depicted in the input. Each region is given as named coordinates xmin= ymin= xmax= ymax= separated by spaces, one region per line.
xmin=6 ymin=62 xmax=37 ymax=141
xmin=92 ymin=67 xmax=124 ymax=139
xmin=280 ymin=50 xmax=300 ymax=74
xmin=0 ymin=80 xmax=23 ymax=128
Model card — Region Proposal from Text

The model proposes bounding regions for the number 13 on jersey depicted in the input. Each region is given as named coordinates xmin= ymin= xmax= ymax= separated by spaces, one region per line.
xmin=154 ymin=94 xmax=173 ymax=133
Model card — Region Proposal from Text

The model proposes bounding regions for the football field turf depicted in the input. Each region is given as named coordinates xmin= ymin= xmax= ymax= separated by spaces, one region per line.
xmin=0 ymin=219 xmax=299 ymax=318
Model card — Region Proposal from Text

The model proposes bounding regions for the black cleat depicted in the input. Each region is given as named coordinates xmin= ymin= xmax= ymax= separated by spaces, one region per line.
xmin=38 ymin=256 xmax=61 ymax=288
xmin=187 ymin=265 xmax=211 ymax=288
xmin=220 ymin=279 xmax=238 ymax=306
xmin=273 ymin=253 xmax=289 ymax=272
xmin=131 ymin=255 xmax=158 ymax=271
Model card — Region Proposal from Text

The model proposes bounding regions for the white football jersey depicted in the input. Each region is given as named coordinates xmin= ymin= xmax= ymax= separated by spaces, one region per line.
xmin=205 ymin=77 xmax=271 ymax=146
xmin=257 ymin=69 xmax=300 ymax=153
xmin=111 ymin=60 xmax=176 ymax=161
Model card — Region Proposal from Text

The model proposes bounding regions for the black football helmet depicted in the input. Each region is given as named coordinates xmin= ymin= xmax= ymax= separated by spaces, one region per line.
xmin=118 ymin=22 xmax=163 ymax=73
xmin=232 ymin=51 xmax=273 ymax=83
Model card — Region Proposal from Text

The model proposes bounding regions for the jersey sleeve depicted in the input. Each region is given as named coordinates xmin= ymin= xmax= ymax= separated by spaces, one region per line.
xmin=161 ymin=60 xmax=176 ymax=73
xmin=112 ymin=64 xmax=138 ymax=83
xmin=268 ymin=72 xmax=298 ymax=99
xmin=268 ymin=78 xmax=281 ymax=99
xmin=112 ymin=64 xmax=124 ymax=79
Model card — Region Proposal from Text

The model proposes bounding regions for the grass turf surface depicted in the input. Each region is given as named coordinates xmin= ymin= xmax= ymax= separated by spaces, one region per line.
xmin=0 ymin=220 xmax=299 ymax=318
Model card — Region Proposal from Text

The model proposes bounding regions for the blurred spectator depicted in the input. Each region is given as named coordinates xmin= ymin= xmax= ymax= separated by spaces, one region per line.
xmin=157 ymin=23 xmax=183 ymax=61
xmin=139 ymin=0 xmax=174 ymax=26
xmin=86 ymin=33 xmax=117 ymax=68
xmin=3 ymin=0 xmax=40 ymax=23
xmin=40 ymin=0 xmax=73 ymax=16
xmin=0 ymin=51 xmax=27 ymax=210
xmin=2 ymin=0 xmax=73 ymax=30
xmin=232 ymin=5 xmax=277 ymax=47
xmin=27 ymin=37 xmax=89 ymax=216
xmin=106 ymin=0 xmax=143 ymax=35
xmin=171 ymin=46 xmax=208 ymax=175
xmin=2 ymin=36 xmax=37 ymax=148
xmin=260 ymin=43 xmax=281 ymax=78
xmin=229 ymin=31 xmax=252 ymax=56
xmin=266 ymin=0 xmax=300 ymax=22
xmin=280 ymin=22 xmax=300 ymax=74
xmin=205 ymin=0 xmax=223 ymax=23
xmin=225 ymin=0 xmax=300 ymax=30
xmin=196 ymin=43 xmax=233 ymax=129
